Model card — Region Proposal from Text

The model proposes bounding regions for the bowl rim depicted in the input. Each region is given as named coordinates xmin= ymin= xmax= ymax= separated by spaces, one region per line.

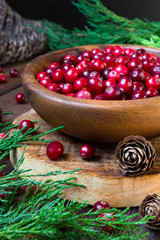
xmin=21 ymin=44 xmax=160 ymax=109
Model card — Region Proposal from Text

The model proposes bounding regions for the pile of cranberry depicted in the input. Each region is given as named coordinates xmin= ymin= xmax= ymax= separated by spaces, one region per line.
xmin=36 ymin=46 xmax=160 ymax=100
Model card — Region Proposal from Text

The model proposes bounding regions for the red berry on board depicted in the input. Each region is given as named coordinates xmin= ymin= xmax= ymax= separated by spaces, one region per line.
xmin=10 ymin=69 xmax=19 ymax=78
xmin=76 ymin=89 xmax=93 ymax=99
xmin=80 ymin=144 xmax=95 ymax=160
xmin=100 ymin=213 xmax=117 ymax=232
xmin=82 ymin=50 xmax=92 ymax=60
xmin=76 ymin=59 xmax=90 ymax=74
xmin=15 ymin=93 xmax=26 ymax=104
xmin=0 ymin=73 xmax=7 ymax=83
xmin=93 ymin=200 xmax=110 ymax=211
xmin=46 ymin=141 xmax=64 ymax=160
xmin=19 ymin=120 xmax=34 ymax=133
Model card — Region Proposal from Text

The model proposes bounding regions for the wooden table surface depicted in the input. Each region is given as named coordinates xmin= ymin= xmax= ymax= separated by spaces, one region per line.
xmin=1 ymin=59 xmax=160 ymax=239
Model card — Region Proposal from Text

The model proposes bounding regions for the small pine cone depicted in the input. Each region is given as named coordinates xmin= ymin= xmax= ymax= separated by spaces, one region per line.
xmin=114 ymin=135 xmax=155 ymax=177
xmin=139 ymin=194 xmax=160 ymax=230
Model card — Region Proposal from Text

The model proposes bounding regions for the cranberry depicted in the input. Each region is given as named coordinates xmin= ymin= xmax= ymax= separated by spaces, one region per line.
xmin=151 ymin=65 xmax=160 ymax=76
xmin=132 ymin=81 xmax=145 ymax=92
xmin=101 ymin=68 xmax=109 ymax=79
xmin=15 ymin=93 xmax=26 ymax=104
xmin=94 ymin=94 xmax=106 ymax=100
xmin=76 ymin=59 xmax=90 ymax=74
xmin=142 ymin=53 xmax=152 ymax=61
xmin=47 ymin=83 xmax=61 ymax=93
xmin=52 ymin=69 xmax=64 ymax=83
xmin=151 ymin=54 xmax=158 ymax=61
xmin=73 ymin=78 xmax=87 ymax=92
xmin=108 ymin=70 xmax=120 ymax=81
xmin=114 ymin=64 xmax=128 ymax=76
xmin=36 ymin=72 xmax=49 ymax=81
xmin=92 ymin=52 xmax=104 ymax=61
xmin=93 ymin=200 xmax=110 ymax=211
xmin=125 ymin=48 xmax=135 ymax=56
xmin=10 ymin=69 xmax=19 ymax=78
xmin=64 ymin=68 xmax=79 ymax=83
xmin=146 ymin=87 xmax=159 ymax=98
xmin=112 ymin=46 xmax=124 ymax=56
xmin=104 ymin=46 xmax=113 ymax=54
xmin=87 ymin=78 xmax=103 ymax=95
xmin=0 ymin=74 xmax=7 ymax=83
xmin=40 ymin=78 xmax=52 ymax=88
xmin=60 ymin=83 xmax=74 ymax=95
xmin=76 ymin=89 xmax=92 ymax=99
xmin=142 ymin=60 xmax=155 ymax=73
xmin=61 ymin=63 xmax=74 ymax=72
xmin=80 ymin=144 xmax=95 ymax=160
xmin=146 ymin=76 xmax=160 ymax=90
xmin=104 ymin=86 xmax=122 ymax=100
xmin=129 ymin=68 xmax=145 ymax=82
xmin=131 ymin=90 xmax=146 ymax=100
xmin=116 ymin=55 xmax=129 ymax=65
xmin=49 ymin=62 xmax=61 ymax=71
xmin=103 ymin=79 xmax=117 ymax=89
xmin=130 ymin=52 xmax=143 ymax=61
xmin=76 ymin=54 xmax=83 ymax=64
xmin=144 ymin=71 xmax=150 ymax=80
xmin=19 ymin=120 xmax=34 ymax=133
xmin=91 ymin=48 xmax=102 ymax=55
xmin=0 ymin=133 xmax=7 ymax=140
xmin=46 ymin=141 xmax=64 ymax=160
xmin=103 ymin=54 xmax=116 ymax=67
xmin=127 ymin=59 xmax=142 ymax=71
xmin=46 ymin=68 xmax=54 ymax=78
xmin=0 ymin=66 xmax=2 ymax=73
xmin=100 ymin=213 xmax=117 ymax=232
xmin=81 ymin=69 xmax=90 ymax=78
xmin=136 ymin=48 xmax=146 ymax=55
xmin=88 ymin=71 xmax=101 ymax=79
xmin=118 ymin=76 xmax=133 ymax=93
xmin=92 ymin=59 xmax=106 ymax=72
xmin=63 ymin=54 xmax=77 ymax=65
xmin=82 ymin=50 xmax=92 ymax=60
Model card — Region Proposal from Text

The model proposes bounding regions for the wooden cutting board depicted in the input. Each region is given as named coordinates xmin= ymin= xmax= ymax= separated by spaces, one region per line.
xmin=10 ymin=109 xmax=160 ymax=207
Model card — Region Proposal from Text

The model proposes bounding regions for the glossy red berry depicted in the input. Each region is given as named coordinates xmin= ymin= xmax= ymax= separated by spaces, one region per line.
xmin=114 ymin=64 xmax=128 ymax=76
xmin=136 ymin=48 xmax=146 ymax=55
xmin=92 ymin=52 xmax=104 ymax=61
xmin=60 ymin=83 xmax=74 ymax=95
xmin=100 ymin=213 xmax=117 ymax=232
xmin=64 ymin=68 xmax=79 ymax=83
xmin=87 ymin=77 xmax=103 ymax=95
xmin=124 ymin=48 xmax=135 ymax=56
xmin=112 ymin=46 xmax=124 ymax=56
xmin=76 ymin=89 xmax=92 ymax=99
xmin=108 ymin=70 xmax=120 ymax=81
xmin=92 ymin=60 xmax=106 ymax=72
xmin=76 ymin=59 xmax=90 ymax=74
xmin=47 ymin=83 xmax=61 ymax=93
xmin=127 ymin=59 xmax=142 ymax=71
xmin=93 ymin=200 xmax=110 ymax=211
xmin=146 ymin=76 xmax=160 ymax=90
xmin=118 ymin=76 xmax=133 ymax=93
xmin=103 ymin=79 xmax=117 ymax=89
xmin=19 ymin=120 xmax=34 ymax=133
xmin=116 ymin=55 xmax=129 ymax=65
xmin=80 ymin=144 xmax=95 ymax=160
xmin=91 ymin=48 xmax=102 ymax=55
xmin=101 ymin=68 xmax=110 ymax=79
xmin=103 ymin=54 xmax=116 ymax=67
xmin=131 ymin=90 xmax=146 ymax=100
xmin=61 ymin=63 xmax=74 ymax=73
xmin=146 ymin=87 xmax=159 ymax=98
xmin=15 ymin=93 xmax=26 ymax=104
xmin=46 ymin=141 xmax=64 ymax=160
xmin=63 ymin=54 xmax=77 ymax=65
xmin=104 ymin=85 xmax=122 ymax=100
xmin=0 ymin=74 xmax=7 ymax=83
xmin=132 ymin=81 xmax=145 ymax=92
xmin=49 ymin=62 xmax=61 ymax=72
xmin=10 ymin=69 xmax=19 ymax=78
xmin=52 ymin=69 xmax=64 ymax=83
xmin=142 ymin=60 xmax=155 ymax=73
xmin=73 ymin=78 xmax=87 ymax=92
xmin=66 ymin=93 xmax=76 ymax=97
xmin=82 ymin=50 xmax=92 ymax=60
xmin=46 ymin=68 xmax=54 ymax=78
xmin=130 ymin=52 xmax=143 ymax=61
xmin=129 ymin=68 xmax=145 ymax=82
xmin=94 ymin=94 xmax=106 ymax=100
xmin=40 ymin=78 xmax=52 ymax=88
xmin=36 ymin=72 xmax=48 ymax=81
xmin=88 ymin=71 xmax=101 ymax=80
xmin=104 ymin=46 xmax=113 ymax=54
xmin=81 ymin=69 xmax=90 ymax=78
xmin=142 ymin=52 xmax=152 ymax=61
xmin=151 ymin=65 xmax=160 ymax=76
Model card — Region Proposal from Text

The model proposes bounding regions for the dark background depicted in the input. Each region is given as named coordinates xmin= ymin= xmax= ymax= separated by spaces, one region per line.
xmin=5 ymin=0 xmax=160 ymax=29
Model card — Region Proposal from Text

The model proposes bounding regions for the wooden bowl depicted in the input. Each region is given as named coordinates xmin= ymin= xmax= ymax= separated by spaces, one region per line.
xmin=22 ymin=44 xmax=160 ymax=143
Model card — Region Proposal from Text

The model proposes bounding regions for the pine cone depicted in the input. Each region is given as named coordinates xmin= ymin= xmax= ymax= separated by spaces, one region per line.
xmin=114 ymin=135 xmax=155 ymax=177
xmin=139 ymin=194 xmax=160 ymax=230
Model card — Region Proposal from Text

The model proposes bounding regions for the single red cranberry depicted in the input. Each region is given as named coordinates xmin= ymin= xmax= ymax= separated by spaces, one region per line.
xmin=88 ymin=71 xmax=101 ymax=79
xmin=76 ymin=54 xmax=83 ymax=64
xmin=92 ymin=52 xmax=105 ymax=61
xmin=19 ymin=120 xmax=34 ymax=133
xmin=0 ymin=74 xmax=7 ymax=83
xmin=100 ymin=213 xmax=117 ymax=232
xmin=0 ymin=66 xmax=2 ymax=73
xmin=47 ymin=83 xmax=61 ymax=93
xmin=129 ymin=68 xmax=145 ymax=82
xmin=0 ymin=133 xmax=7 ymax=140
xmin=103 ymin=54 xmax=116 ymax=67
xmin=116 ymin=55 xmax=129 ymax=65
xmin=104 ymin=85 xmax=122 ymax=100
xmin=52 ymin=69 xmax=64 ymax=83
xmin=10 ymin=69 xmax=19 ymax=78
xmin=92 ymin=59 xmax=106 ymax=72
xmin=81 ymin=69 xmax=90 ymax=78
xmin=49 ymin=62 xmax=61 ymax=71
xmin=46 ymin=141 xmax=64 ymax=160
xmin=144 ymin=71 xmax=150 ymax=80
xmin=15 ymin=93 xmax=26 ymax=104
xmin=89 ymin=59 xmax=97 ymax=70
xmin=40 ymin=78 xmax=52 ymax=88
xmin=127 ymin=59 xmax=142 ymax=71
xmin=64 ymin=68 xmax=79 ymax=83
xmin=93 ymin=200 xmax=110 ymax=211
xmin=60 ymin=83 xmax=74 ymax=95
xmin=136 ymin=48 xmax=146 ymax=55
xmin=130 ymin=52 xmax=143 ymax=61
xmin=112 ymin=46 xmax=124 ymax=56
xmin=125 ymin=48 xmax=135 ymax=56
xmin=73 ymin=78 xmax=87 ymax=92
xmin=46 ymin=68 xmax=54 ymax=78
xmin=114 ymin=64 xmax=128 ymax=76
xmin=94 ymin=94 xmax=106 ymax=100
xmin=104 ymin=46 xmax=113 ymax=54
xmin=103 ymin=79 xmax=117 ymax=89
xmin=36 ymin=72 xmax=49 ymax=81
xmin=91 ymin=48 xmax=102 ymax=55
xmin=76 ymin=59 xmax=90 ymax=74
xmin=63 ymin=54 xmax=77 ymax=65
xmin=118 ymin=76 xmax=133 ymax=93
xmin=61 ymin=63 xmax=74 ymax=72
xmin=146 ymin=87 xmax=159 ymax=98
xmin=142 ymin=53 xmax=152 ymax=61
xmin=76 ymin=89 xmax=92 ymax=99
xmin=142 ymin=60 xmax=155 ymax=73
xmin=82 ymin=50 xmax=92 ymax=60
xmin=151 ymin=65 xmax=160 ymax=76
xmin=80 ymin=144 xmax=95 ymax=160
xmin=146 ymin=76 xmax=160 ymax=90
xmin=108 ymin=70 xmax=120 ymax=81
xmin=131 ymin=90 xmax=146 ymax=100
xmin=66 ymin=93 xmax=76 ymax=97
xmin=101 ymin=68 xmax=110 ymax=80
xmin=132 ymin=81 xmax=145 ymax=92
xmin=151 ymin=53 xmax=158 ymax=61
xmin=87 ymin=78 xmax=103 ymax=96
